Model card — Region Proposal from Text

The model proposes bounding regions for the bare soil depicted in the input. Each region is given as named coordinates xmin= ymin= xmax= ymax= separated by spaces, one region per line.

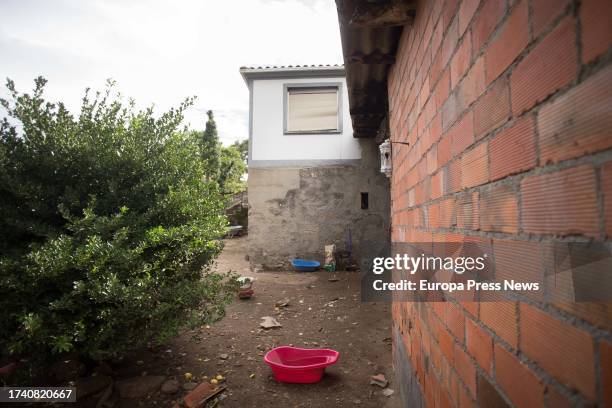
xmin=95 ymin=237 xmax=399 ymax=407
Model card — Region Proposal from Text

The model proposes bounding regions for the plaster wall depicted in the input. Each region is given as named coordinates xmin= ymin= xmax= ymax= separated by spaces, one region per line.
xmin=250 ymin=76 xmax=361 ymax=164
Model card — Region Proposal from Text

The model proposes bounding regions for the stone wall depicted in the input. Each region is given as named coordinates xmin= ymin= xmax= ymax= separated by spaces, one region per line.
xmin=247 ymin=140 xmax=389 ymax=271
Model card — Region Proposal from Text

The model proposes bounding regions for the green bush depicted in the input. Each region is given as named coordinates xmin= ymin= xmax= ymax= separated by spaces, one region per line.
xmin=0 ymin=78 xmax=236 ymax=370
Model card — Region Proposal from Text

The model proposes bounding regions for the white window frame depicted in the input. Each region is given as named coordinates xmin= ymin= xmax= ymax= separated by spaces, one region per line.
xmin=283 ymin=83 xmax=343 ymax=135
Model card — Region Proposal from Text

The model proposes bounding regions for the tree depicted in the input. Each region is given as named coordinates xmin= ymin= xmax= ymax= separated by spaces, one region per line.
xmin=193 ymin=112 xmax=246 ymax=195
xmin=0 ymin=78 xmax=237 ymax=374
xmin=230 ymin=139 xmax=248 ymax=163
xmin=218 ymin=144 xmax=246 ymax=194
xmin=199 ymin=110 xmax=221 ymax=181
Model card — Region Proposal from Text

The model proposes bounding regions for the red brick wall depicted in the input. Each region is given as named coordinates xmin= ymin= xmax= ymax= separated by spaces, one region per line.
xmin=387 ymin=0 xmax=612 ymax=406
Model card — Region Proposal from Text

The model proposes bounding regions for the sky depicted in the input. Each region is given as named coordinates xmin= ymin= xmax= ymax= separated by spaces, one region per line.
xmin=0 ymin=0 xmax=343 ymax=145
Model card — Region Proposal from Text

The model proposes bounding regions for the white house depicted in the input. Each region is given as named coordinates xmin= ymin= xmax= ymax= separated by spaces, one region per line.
xmin=240 ymin=65 xmax=389 ymax=270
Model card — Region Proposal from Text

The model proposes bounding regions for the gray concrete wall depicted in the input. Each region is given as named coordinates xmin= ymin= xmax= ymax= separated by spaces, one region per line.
xmin=247 ymin=140 xmax=390 ymax=271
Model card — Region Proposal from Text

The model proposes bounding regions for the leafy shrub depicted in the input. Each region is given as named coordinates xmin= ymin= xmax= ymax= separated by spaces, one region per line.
xmin=0 ymin=78 xmax=236 ymax=370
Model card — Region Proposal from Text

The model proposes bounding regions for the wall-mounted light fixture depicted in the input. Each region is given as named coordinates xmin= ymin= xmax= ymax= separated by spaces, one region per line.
xmin=379 ymin=139 xmax=392 ymax=178
xmin=379 ymin=139 xmax=410 ymax=178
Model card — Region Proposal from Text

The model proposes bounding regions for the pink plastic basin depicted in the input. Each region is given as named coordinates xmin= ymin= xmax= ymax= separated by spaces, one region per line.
xmin=264 ymin=346 xmax=339 ymax=383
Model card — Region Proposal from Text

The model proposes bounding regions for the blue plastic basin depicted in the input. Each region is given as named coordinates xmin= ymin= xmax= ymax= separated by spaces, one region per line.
xmin=291 ymin=259 xmax=320 ymax=272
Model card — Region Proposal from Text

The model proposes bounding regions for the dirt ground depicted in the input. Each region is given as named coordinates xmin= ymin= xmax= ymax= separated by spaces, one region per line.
xmin=107 ymin=236 xmax=399 ymax=407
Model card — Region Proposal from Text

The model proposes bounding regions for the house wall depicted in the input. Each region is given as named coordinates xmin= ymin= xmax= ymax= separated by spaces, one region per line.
xmin=247 ymin=139 xmax=390 ymax=271
xmin=246 ymin=74 xmax=390 ymax=271
xmin=250 ymin=76 xmax=361 ymax=165
xmin=387 ymin=0 xmax=612 ymax=407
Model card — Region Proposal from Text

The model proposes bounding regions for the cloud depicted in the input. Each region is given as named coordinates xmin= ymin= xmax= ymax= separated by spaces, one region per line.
xmin=0 ymin=0 xmax=342 ymax=144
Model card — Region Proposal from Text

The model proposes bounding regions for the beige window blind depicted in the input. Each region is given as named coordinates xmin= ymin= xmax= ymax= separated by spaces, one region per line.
xmin=286 ymin=87 xmax=339 ymax=132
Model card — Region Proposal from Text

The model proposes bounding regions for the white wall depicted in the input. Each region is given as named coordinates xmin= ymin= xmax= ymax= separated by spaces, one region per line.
xmin=250 ymin=76 xmax=361 ymax=164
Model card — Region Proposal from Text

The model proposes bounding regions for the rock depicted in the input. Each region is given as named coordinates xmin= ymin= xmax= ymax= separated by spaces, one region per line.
xmin=49 ymin=359 xmax=85 ymax=382
xmin=328 ymin=276 xmax=339 ymax=282
xmin=370 ymin=373 xmax=388 ymax=388
xmin=219 ymin=353 xmax=229 ymax=360
xmin=75 ymin=375 xmax=112 ymax=400
xmin=116 ymin=375 xmax=165 ymax=399
xmin=275 ymin=298 xmax=290 ymax=307
xmin=182 ymin=382 xmax=198 ymax=391
xmin=382 ymin=388 xmax=395 ymax=397
xmin=161 ymin=379 xmax=180 ymax=394
xmin=260 ymin=316 xmax=282 ymax=329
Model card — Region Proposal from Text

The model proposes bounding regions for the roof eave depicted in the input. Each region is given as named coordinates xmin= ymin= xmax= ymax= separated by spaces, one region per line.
xmin=240 ymin=66 xmax=346 ymax=84
xmin=336 ymin=0 xmax=416 ymax=138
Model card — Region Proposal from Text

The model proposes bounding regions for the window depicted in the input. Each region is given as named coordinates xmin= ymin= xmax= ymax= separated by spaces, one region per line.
xmin=361 ymin=192 xmax=369 ymax=210
xmin=285 ymin=85 xmax=341 ymax=134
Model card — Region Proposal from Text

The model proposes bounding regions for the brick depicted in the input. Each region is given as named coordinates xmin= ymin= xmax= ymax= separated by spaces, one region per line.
xmin=445 ymin=302 xmax=465 ymax=342
xmin=439 ymin=197 xmax=456 ymax=228
xmin=451 ymin=35 xmax=472 ymax=89
xmin=474 ymin=77 xmax=510 ymax=138
xmin=427 ymin=146 xmax=438 ymax=175
xmin=428 ymin=203 xmax=440 ymax=229
xmin=445 ymin=160 xmax=462 ymax=194
xmin=495 ymin=345 xmax=545 ymax=407
xmin=605 ymin=162 xmax=612 ymax=238
xmin=538 ymin=64 xmax=612 ymax=164
xmin=480 ymin=184 xmax=518 ymax=233
xmin=477 ymin=375 xmax=510 ymax=408
xmin=458 ymin=0 xmax=480 ymax=37
xmin=431 ymin=19 xmax=444 ymax=56
xmin=484 ymin=0 xmax=529 ymax=84
xmin=490 ymin=116 xmax=537 ymax=180
xmin=450 ymin=111 xmax=475 ymax=156
xmin=435 ymin=69 xmax=451 ymax=107
xmin=442 ymin=92 xmax=461 ymax=131
xmin=441 ymin=19 xmax=459 ymax=69
xmin=454 ymin=344 xmax=476 ymax=396
xmin=492 ymin=239 xmax=543 ymax=299
xmin=480 ymin=302 xmax=518 ymax=348
xmin=532 ymin=0 xmax=570 ymax=37
xmin=431 ymin=172 xmax=443 ymax=200
xmin=520 ymin=303 xmax=596 ymax=400
xmin=602 ymin=340 xmax=612 ymax=408
xmin=466 ymin=319 xmax=493 ymax=374
xmin=521 ymin=165 xmax=599 ymax=237
xmin=438 ymin=322 xmax=455 ymax=363
xmin=471 ymin=0 xmax=506 ymax=56
xmin=460 ymin=301 xmax=478 ymax=318
xmin=459 ymin=383 xmax=476 ymax=408
xmin=581 ymin=0 xmax=612 ymax=63
xmin=546 ymin=388 xmax=573 ymax=408
xmin=461 ymin=142 xmax=488 ymax=188
xmin=457 ymin=56 xmax=486 ymax=112
xmin=510 ymin=16 xmax=578 ymax=115
xmin=457 ymin=192 xmax=479 ymax=230
xmin=444 ymin=0 xmax=459 ymax=30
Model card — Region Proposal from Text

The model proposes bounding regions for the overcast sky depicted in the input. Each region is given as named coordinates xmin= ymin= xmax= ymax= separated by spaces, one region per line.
xmin=0 ymin=0 xmax=343 ymax=145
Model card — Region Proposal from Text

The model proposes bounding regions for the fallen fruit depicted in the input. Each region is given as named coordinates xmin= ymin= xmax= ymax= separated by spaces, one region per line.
xmin=210 ymin=378 xmax=218 ymax=385
xmin=184 ymin=372 xmax=193 ymax=381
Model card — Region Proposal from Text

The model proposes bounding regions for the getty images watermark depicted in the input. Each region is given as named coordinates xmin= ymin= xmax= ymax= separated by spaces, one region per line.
xmin=361 ymin=240 xmax=612 ymax=302
xmin=371 ymin=253 xmax=539 ymax=293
